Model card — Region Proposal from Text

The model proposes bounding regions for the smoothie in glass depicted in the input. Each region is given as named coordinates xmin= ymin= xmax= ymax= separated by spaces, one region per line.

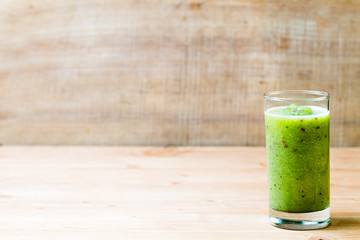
xmin=265 ymin=104 xmax=330 ymax=213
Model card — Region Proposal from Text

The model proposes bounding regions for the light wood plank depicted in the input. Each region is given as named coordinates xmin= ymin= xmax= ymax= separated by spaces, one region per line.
xmin=0 ymin=147 xmax=359 ymax=239
xmin=0 ymin=1 xmax=360 ymax=146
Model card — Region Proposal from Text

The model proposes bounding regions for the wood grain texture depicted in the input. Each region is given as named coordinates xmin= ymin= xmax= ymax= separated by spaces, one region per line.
xmin=0 ymin=147 xmax=359 ymax=239
xmin=0 ymin=1 xmax=359 ymax=146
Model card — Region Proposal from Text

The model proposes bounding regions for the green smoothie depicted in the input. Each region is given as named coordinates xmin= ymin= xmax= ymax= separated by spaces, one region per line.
xmin=265 ymin=104 xmax=330 ymax=213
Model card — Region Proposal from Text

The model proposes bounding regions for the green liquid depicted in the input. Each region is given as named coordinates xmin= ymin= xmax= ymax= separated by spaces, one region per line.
xmin=265 ymin=105 xmax=330 ymax=213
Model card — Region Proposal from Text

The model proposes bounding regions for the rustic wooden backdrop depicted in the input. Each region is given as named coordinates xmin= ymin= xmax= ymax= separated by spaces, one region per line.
xmin=0 ymin=0 xmax=359 ymax=146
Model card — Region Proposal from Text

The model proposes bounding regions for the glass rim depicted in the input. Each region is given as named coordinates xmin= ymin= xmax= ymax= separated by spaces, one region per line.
xmin=264 ymin=90 xmax=330 ymax=102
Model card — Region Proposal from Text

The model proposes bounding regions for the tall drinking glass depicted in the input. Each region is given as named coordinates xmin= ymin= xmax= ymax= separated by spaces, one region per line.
xmin=264 ymin=90 xmax=330 ymax=230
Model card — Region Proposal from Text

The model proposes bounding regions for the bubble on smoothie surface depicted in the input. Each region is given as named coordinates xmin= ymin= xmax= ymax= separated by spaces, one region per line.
xmin=281 ymin=104 xmax=313 ymax=116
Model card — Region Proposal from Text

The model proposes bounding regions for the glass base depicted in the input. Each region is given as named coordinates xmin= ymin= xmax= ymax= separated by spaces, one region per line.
xmin=269 ymin=207 xmax=330 ymax=230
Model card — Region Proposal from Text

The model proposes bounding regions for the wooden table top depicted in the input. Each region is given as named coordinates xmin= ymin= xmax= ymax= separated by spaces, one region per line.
xmin=0 ymin=147 xmax=359 ymax=239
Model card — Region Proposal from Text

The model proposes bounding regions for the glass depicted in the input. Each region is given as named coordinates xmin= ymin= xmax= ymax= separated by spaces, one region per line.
xmin=264 ymin=90 xmax=330 ymax=230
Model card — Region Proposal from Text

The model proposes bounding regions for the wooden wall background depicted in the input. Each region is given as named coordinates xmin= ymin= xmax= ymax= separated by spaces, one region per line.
xmin=0 ymin=0 xmax=359 ymax=146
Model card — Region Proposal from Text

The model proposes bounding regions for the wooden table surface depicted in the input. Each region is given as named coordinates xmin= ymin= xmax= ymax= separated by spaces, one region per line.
xmin=0 ymin=147 xmax=359 ymax=239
